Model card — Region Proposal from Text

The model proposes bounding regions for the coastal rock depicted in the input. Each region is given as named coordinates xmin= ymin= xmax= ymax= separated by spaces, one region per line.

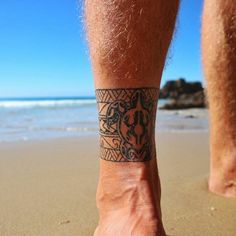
xmin=159 ymin=78 xmax=203 ymax=99
xmin=159 ymin=79 xmax=207 ymax=110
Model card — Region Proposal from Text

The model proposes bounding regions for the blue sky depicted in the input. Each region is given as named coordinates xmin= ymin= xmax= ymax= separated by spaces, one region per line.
xmin=0 ymin=0 xmax=203 ymax=98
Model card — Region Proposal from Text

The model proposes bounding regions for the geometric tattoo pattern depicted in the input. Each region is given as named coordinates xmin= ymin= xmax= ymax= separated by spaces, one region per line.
xmin=95 ymin=88 xmax=159 ymax=162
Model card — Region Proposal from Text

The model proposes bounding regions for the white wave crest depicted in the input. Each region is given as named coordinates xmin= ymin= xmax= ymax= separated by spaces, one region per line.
xmin=0 ymin=99 xmax=96 ymax=108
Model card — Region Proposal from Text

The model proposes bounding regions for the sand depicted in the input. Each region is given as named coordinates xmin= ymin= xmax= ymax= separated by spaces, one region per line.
xmin=0 ymin=132 xmax=235 ymax=236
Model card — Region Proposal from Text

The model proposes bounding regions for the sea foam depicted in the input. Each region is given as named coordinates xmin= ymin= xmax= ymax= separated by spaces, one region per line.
xmin=0 ymin=98 xmax=96 ymax=108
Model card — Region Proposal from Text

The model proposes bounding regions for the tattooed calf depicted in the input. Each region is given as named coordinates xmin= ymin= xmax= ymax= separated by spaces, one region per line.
xmin=96 ymin=88 xmax=159 ymax=162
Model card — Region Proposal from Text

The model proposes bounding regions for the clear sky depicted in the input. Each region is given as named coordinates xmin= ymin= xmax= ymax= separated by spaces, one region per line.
xmin=0 ymin=0 xmax=204 ymax=98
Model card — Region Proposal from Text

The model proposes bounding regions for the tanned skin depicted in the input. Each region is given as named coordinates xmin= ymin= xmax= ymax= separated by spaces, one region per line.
xmin=84 ymin=0 xmax=236 ymax=235
xmin=85 ymin=0 xmax=179 ymax=235
xmin=202 ymin=0 xmax=236 ymax=198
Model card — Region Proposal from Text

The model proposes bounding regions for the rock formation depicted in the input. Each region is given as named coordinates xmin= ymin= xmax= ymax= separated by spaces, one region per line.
xmin=159 ymin=78 xmax=207 ymax=110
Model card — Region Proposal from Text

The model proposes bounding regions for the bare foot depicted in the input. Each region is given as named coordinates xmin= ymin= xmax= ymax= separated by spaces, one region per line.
xmin=209 ymin=149 xmax=236 ymax=198
xmin=94 ymin=161 xmax=165 ymax=236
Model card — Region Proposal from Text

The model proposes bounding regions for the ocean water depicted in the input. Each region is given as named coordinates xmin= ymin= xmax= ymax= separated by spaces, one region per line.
xmin=0 ymin=97 xmax=209 ymax=143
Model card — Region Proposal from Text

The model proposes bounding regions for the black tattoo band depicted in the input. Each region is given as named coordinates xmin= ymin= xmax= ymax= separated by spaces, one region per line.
xmin=96 ymin=88 xmax=159 ymax=162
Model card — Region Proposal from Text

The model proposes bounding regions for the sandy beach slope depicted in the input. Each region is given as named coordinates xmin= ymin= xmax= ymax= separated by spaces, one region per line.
xmin=0 ymin=132 xmax=235 ymax=236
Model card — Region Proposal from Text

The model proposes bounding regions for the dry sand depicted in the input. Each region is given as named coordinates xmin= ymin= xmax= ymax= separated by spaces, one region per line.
xmin=0 ymin=132 xmax=235 ymax=236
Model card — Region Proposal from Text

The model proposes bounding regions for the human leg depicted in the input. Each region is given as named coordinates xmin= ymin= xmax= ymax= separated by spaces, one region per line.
xmin=202 ymin=0 xmax=236 ymax=198
xmin=85 ymin=0 xmax=179 ymax=235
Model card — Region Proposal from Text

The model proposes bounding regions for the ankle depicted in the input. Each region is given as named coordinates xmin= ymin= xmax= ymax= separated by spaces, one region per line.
xmin=96 ymin=175 xmax=165 ymax=236
xmin=210 ymin=145 xmax=236 ymax=176
xmin=209 ymin=145 xmax=236 ymax=198
xmin=96 ymin=207 xmax=165 ymax=236
xmin=96 ymin=161 xmax=160 ymax=213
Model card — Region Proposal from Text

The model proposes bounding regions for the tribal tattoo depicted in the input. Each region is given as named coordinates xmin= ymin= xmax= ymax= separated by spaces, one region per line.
xmin=96 ymin=88 xmax=159 ymax=162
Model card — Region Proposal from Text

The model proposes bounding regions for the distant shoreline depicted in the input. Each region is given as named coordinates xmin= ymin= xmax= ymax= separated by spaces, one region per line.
xmin=0 ymin=96 xmax=208 ymax=143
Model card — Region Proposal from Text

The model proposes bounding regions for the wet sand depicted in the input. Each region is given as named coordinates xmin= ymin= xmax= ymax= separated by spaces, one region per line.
xmin=0 ymin=132 xmax=235 ymax=236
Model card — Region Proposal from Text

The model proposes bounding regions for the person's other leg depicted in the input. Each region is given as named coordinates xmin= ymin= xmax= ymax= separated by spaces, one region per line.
xmin=202 ymin=0 xmax=236 ymax=198
xmin=85 ymin=1 xmax=179 ymax=235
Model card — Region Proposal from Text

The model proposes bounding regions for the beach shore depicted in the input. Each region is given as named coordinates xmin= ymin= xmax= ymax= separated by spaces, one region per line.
xmin=0 ymin=132 xmax=235 ymax=236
